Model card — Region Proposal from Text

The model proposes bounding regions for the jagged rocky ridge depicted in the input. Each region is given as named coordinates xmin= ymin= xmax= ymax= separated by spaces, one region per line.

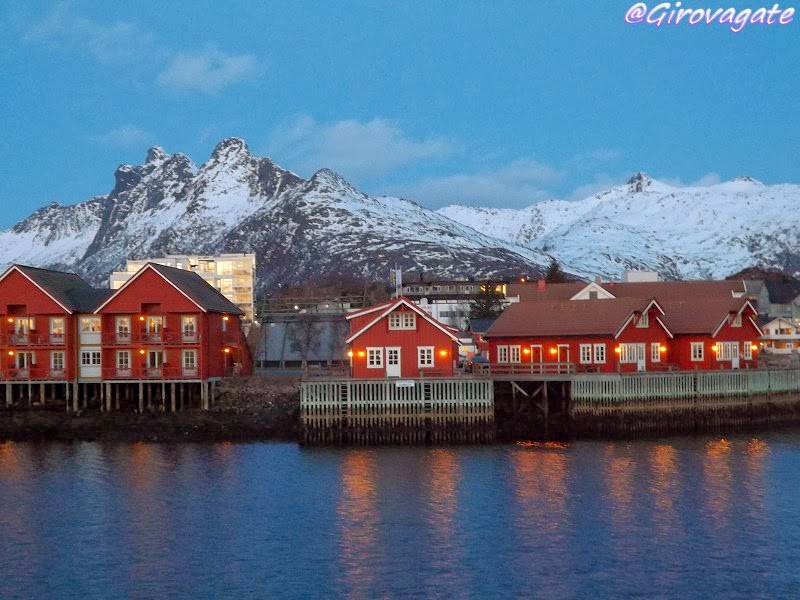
xmin=438 ymin=173 xmax=800 ymax=280
xmin=0 ymin=139 xmax=552 ymax=289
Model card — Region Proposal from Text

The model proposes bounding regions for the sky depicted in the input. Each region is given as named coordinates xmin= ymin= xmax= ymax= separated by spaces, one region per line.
xmin=0 ymin=1 xmax=798 ymax=229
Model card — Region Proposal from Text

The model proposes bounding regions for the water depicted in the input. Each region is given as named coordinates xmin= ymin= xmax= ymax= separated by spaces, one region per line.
xmin=0 ymin=434 xmax=799 ymax=599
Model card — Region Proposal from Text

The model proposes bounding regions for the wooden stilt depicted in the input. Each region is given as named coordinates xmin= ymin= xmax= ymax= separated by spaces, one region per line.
xmin=39 ymin=382 xmax=45 ymax=407
xmin=146 ymin=383 xmax=152 ymax=410
xmin=72 ymin=382 xmax=79 ymax=412
xmin=170 ymin=382 xmax=176 ymax=413
xmin=138 ymin=381 xmax=144 ymax=413
xmin=5 ymin=382 xmax=11 ymax=407
xmin=179 ymin=384 xmax=185 ymax=411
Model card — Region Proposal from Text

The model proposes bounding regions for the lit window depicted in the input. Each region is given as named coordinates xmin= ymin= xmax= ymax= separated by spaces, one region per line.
xmin=183 ymin=350 xmax=197 ymax=369
xmin=619 ymin=343 xmax=645 ymax=364
xmin=51 ymin=351 xmax=64 ymax=371
xmin=117 ymin=351 xmax=130 ymax=370
xmin=80 ymin=317 xmax=101 ymax=333
xmin=388 ymin=312 xmax=416 ymax=330
xmin=691 ymin=342 xmax=704 ymax=361
xmin=50 ymin=318 xmax=65 ymax=335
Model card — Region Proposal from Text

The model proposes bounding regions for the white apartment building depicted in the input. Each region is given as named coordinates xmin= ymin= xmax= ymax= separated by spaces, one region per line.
xmin=109 ymin=253 xmax=257 ymax=322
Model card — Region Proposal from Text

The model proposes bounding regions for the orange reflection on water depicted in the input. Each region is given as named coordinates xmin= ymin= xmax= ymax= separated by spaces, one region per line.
xmin=511 ymin=446 xmax=569 ymax=536
xmin=742 ymin=437 xmax=770 ymax=512
xmin=604 ymin=445 xmax=635 ymax=530
xmin=428 ymin=449 xmax=459 ymax=535
xmin=337 ymin=451 xmax=380 ymax=600
xmin=703 ymin=438 xmax=733 ymax=529
xmin=649 ymin=444 xmax=683 ymax=542
xmin=0 ymin=441 xmax=22 ymax=478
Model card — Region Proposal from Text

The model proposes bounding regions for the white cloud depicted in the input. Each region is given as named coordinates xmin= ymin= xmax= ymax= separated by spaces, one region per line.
xmin=662 ymin=172 xmax=723 ymax=187
xmin=23 ymin=4 xmax=159 ymax=65
xmin=267 ymin=115 xmax=456 ymax=180
xmin=391 ymin=158 xmax=563 ymax=208
xmin=89 ymin=125 xmax=152 ymax=147
xmin=157 ymin=48 xmax=259 ymax=94
xmin=22 ymin=5 xmax=259 ymax=94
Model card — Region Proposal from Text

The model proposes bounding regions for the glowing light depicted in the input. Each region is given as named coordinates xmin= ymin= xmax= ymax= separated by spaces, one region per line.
xmin=139 ymin=349 xmax=146 ymax=355
xmin=222 ymin=315 xmax=229 ymax=321
xmin=7 ymin=350 xmax=13 ymax=356
xmin=659 ymin=345 xmax=667 ymax=353
xmin=138 ymin=315 xmax=145 ymax=322
xmin=614 ymin=347 xmax=621 ymax=354
xmin=439 ymin=349 xmax=448 ymax=357
xmin=223 ymin=347 xmax=231 ymax=354
xmin=520 ymin=277 xmax=526 ymax=283
xmin=523 ymin=348 xmax=531 ymax=355
xmin=347 ymin=351 xmax=353 ymax=358
xmin=549 ymin=348 xmax=557 ymax=355
xmin=6 ymin=317 xmax=12 ymax=323
xmin=357 ymin=351 xmax=366 ymax=358
xmin=711 ymin=345 xmax=718 ymax=352
xmin=751 ymin=344 xmax=758 ymax=351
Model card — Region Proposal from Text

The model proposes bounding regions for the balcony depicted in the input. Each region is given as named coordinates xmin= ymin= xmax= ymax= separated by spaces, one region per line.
xmin=6 ymin=332 xmax=64 ymax=346
xmin=101 ymin=365 xmax=203 ymax=380
xmin=1 ymin=367 xmax=67 ymax=381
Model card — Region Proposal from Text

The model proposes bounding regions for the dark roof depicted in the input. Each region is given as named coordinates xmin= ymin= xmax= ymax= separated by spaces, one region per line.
xmin=468 ymin=318 xmax=496 ymax=333
xmin=486 ymin=298 xmax=652 ymax=338
xmin=15 ymin=265 xmax=105 ymax=313
xmin=659 ymin=298 xmax=755 ymax=335
xmin=764 ymin=280 xmax=800 ymax=304
xmin=508 ymin=280 xmax=746 ymax=303
xmin=148 ymin=263 xmax=243 ymax=315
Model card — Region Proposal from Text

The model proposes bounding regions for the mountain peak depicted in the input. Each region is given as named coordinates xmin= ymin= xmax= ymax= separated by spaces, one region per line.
xmin=627 ymin=172 xmax=653 ymax=192
xmin=146 ymin=146 xmax=169 ymax=164
xmin=733 ymin=175 xmax=763 ymax=185
xmin=310 ymin=168 xmax=353 ymax=190
xmin=210 ymin=137 xmax=250 ymax=162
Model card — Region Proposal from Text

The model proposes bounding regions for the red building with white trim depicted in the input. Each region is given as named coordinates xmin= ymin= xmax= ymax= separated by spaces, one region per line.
xmin=346 ymin=297 xmax=460 ymax=378
xmin=486 ymin=280 xmax=761 ymax=372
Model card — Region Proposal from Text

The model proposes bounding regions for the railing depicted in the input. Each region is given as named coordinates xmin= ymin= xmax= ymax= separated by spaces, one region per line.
xmin=472 ymin=362 xmax=576 ymax=375
xmin=101 ymin=366 xmax=203 ymax=380
xmin=102 ymin=331 xmax=202 ymax=345
xmin=5 ymin=333 xmax=66 ymax=346
xmin=0 ymin=367 xmax=67 ymax=381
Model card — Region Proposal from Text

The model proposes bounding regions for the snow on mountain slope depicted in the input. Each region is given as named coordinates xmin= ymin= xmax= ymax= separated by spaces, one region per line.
xmin=0 ymin=138 xmax=552 ymax=289
xmin=439 ymin=173 xmax=800 ymax=280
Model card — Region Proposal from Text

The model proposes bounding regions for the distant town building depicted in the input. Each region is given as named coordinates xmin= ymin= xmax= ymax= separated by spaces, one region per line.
xmin=109 ymin=253 xmax=256 ymax=323
xmin=399 ymin=277 xmax=510 ymax=330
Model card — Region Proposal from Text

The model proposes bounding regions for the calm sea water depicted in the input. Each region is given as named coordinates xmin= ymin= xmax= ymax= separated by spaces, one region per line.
xmin=0 ymin=434 xmax=798 ymax=599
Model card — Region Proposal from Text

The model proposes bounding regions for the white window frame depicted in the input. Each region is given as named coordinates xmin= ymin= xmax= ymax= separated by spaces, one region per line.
xmin=619 ymin=343 xmax=645 ymax=364
xmin=80 ymin=317 xmax=101 ymax=333
xmin=51 ymin=351 xmax=64 ymax=371
xmin=651 ymin=343 xmax=661 ymax=363
xmin=16 ymin=352 xmax=33 ymax=369
xmin=116 ymin=316 xmax=130 ymax=338
xmin=579 ymin=344 xmax=592 ymax=364
xmin=731 ymin=313 xmax=742 ymax=327
xmin=418 ymin=346 xmax=434 ymax=368
xmin=690 ymin=342 xmax=704 ymax=362
xmin=593 ymin=344 xmax=606 ymax=364
xmin=636 ymin=312 xmax=649 ymax=328
xmin=81 ymin=350 xmax=101 ymax=366
xmin=182 ymin=315 xmax=197 ymax=339
xmin=49 ymin=317 xmax=64 ymax=336
xmin=717 ymin=342 xmax=739 ymax=361
xmin=388 ymin=312 xmax=416 ymax=330
xmin=367 ymin=347 xmax=383 ymax=369
xmin=497 ymin=345 xmax=509 ymax=363
xmin=117 ymin=350 xmax=130 ymax=370
xmin=183 ymin=349 xmax=197 ymax=370
xmin=509 ymin=345 xmax=521 ymax=364
xmin=743 ymin=342 xmax=752 ymax=360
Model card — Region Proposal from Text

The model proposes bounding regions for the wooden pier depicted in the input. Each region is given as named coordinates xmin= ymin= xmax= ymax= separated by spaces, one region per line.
xmin=301 ymin=368 xmax=800 ymax=444
xmin=301 ymin=378 xmax=494 ymax=445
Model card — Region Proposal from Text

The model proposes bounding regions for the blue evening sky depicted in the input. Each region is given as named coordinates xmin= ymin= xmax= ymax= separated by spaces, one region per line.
xmin=1 ymin=1 xmax=797 ymax=229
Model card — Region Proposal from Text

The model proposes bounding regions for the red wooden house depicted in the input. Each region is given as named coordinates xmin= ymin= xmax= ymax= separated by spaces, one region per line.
xmin=0 ymin=264 xmax=109 ymax=384
xmin=486 ymin=280 xmax=761 ymax=372
xmin=94 ymin=262 xmax=252 ymax=382
xmin=345 ymin=297 xmax=460 ymax=378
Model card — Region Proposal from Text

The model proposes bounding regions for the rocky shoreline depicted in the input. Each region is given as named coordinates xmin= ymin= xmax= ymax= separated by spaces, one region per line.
xmin=0 ymin=377 xmax=301 ymax=443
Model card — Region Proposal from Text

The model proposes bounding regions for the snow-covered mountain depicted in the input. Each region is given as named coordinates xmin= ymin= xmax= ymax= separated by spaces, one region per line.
xmin=0 ymin=138 xmax=552 ymax=289
xmin=2 ymin=139 xmax=797 ymax=290
xmin=438 ymin=173 xmax=800 ymax=280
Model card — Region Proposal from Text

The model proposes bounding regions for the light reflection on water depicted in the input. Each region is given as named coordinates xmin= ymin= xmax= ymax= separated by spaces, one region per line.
xmin=0 ymin=435 xmax=799 ymax=598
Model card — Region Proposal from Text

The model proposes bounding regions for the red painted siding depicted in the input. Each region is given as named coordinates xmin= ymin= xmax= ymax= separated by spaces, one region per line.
xmin=348 ymin=306 xmax=457 ymax=378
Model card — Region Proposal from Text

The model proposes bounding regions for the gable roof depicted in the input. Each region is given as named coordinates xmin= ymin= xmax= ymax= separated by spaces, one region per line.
xmin=345 ymin=297 xmax=459 ymax=344
xmin=660 ymin=298 xmax=759 ymax=336
xmin=486 ymin=297 xmax=668 ymax=339
xmin=0 ymin=265 xmax=107 ymax=314
xmin=95 ymin=262 xmax=243 ymax=315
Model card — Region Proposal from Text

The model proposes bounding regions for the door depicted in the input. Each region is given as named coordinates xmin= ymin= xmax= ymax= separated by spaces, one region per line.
xmin=386 ymin=347 xmax=401 ymax=378
xmin=731 ymin=344 xmax=740 ymax=369
xmin=557 ymin=344 xmax=570 ymax=372
xmin=531 ymin=345 xmax=543 ymax=373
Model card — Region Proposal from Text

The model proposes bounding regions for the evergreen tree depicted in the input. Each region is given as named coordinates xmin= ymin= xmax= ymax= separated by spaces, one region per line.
xmin=545 ymin=260 xmax=566 ymax=283
xmin=469 ymin=282 xmax=505 ymax=320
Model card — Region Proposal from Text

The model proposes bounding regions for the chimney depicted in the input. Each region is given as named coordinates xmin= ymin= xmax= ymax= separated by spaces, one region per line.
xmin=595 ymin=276 xmax=602 ymax=284
xmin=537 ymin=279 xmax=546 ymax=291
